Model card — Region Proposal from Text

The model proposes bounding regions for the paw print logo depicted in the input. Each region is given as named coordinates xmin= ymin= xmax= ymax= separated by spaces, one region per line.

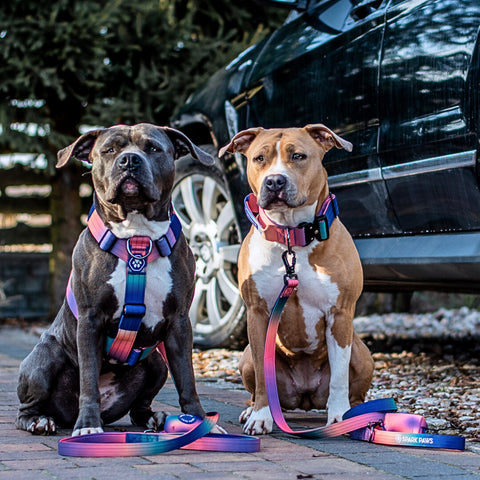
xmin=128 ymin=257 xmax=146 ymax=272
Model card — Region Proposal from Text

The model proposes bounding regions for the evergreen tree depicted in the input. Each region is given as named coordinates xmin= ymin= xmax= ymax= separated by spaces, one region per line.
xmin=0 ymin=0 xmax=284 ymax=315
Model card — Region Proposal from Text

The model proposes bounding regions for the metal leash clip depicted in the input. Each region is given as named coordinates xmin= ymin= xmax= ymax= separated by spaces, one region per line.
xmin=282 ymin=229 xmax=298 ymax=284
xmin=366 ymin=420 xmax=384 ymax=443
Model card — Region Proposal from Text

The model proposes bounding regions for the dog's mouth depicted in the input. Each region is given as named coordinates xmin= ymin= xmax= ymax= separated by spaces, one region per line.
xmin=259 ymin=191 xmax=305 ymax=211
xmin=120 ymin=177 xmax=140 ymax=197
xmin=107 ymin=175 xmax=159 ymax=206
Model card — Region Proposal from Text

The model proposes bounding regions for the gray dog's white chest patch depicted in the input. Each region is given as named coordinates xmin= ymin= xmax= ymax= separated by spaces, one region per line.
xmin=107 ymin=212 xmax=174 ymax=328
xmin=108 ymin=256 xmax=173 ymax=329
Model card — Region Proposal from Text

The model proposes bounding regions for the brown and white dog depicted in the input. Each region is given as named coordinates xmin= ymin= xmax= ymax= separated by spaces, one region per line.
xmin=219 ymin=124 xmax=374 ymax=435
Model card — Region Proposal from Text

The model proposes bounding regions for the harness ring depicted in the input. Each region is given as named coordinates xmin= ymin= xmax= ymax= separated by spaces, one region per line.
xmin=126 ymin=238 xmax=153 ymax=259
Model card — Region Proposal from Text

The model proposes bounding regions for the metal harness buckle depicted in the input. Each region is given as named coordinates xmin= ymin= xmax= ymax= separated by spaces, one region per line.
xmin=127 ymin=238 xmax=153 ymax=259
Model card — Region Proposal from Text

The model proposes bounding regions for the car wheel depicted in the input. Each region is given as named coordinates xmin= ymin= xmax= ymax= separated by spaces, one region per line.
xmin=172 ymin=146 xmax=247 ymax=350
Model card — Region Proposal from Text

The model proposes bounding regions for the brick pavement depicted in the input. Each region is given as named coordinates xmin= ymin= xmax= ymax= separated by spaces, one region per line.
xmin=1 ymin=326 xmax=479 ymax=479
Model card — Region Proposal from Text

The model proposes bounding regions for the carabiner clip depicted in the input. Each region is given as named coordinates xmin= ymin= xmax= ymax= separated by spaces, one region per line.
xmin=282 ymin=249 xmax=297 ymax=284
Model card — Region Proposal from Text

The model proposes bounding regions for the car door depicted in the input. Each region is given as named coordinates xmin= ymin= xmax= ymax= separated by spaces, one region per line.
xmin=379 ymin=0 xmax=480 ymax=233
xmin=232 ymin=0 xmax=401 ymax=237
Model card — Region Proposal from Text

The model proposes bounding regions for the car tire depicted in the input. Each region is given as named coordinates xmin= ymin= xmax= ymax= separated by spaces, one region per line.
xmin=172 ymin=145 xmax=247 ymax=350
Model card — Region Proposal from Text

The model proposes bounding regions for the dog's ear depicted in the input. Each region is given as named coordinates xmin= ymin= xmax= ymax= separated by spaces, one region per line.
xmin=162 ymin=127 xmax=214 ymax=166
xmin=56 ymin=129 xmax=104 ymax=168
xmin=219 ymin=127 xmax=264 ymax=157
xmin=304 ymin=124 xmax=353 ymax=153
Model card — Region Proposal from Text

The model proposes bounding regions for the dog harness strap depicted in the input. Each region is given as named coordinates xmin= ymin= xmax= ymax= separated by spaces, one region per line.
xmin=58 ymin=412 xmax=261 ymax=457
xmin=66 ymin=205 xmax=183 ymax=365
xmin=263 ymin=276 xmax=465 ymax=449
xmin=86 ymin=206 xmax=182 ymax=262
xmin=244 ymin=193 xmax=338 ymax=246
xmin=107 ymin=236 xmax=150 ymax=364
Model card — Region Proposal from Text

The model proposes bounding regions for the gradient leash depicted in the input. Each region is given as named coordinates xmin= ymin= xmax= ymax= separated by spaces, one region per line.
xmin=263 ymin=241 xmax=465 ymax=450
xmin=58 ymin=412 xmax=260 ymax=457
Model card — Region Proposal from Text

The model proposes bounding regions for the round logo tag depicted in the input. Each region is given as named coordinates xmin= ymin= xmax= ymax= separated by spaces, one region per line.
xmin=178 ymin=414 xmax=198 ymax=424
xmin=128 ymin=257 xmax=146 ymax=272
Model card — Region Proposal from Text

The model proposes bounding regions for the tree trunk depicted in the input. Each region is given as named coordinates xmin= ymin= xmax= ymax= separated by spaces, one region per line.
xmin=48 ymin=166 xmax=83 ymax=318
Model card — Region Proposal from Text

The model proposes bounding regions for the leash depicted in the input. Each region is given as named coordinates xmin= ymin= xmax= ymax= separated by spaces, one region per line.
xmin=262 ymin=225 xmax=465 ymax=450
xmin=58 ymin=412 xmax=260 ymax=457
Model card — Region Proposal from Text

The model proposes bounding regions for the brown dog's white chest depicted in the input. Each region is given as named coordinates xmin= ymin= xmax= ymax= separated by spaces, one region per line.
xmin=246 ymin=230 xmax=339 ymax=354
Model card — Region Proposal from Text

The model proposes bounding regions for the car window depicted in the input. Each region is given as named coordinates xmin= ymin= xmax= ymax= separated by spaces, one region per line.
xmin=315 ymin=0 xmax=355 ymax=32
xmin=306 ymin=0 xmax=387 ymax=33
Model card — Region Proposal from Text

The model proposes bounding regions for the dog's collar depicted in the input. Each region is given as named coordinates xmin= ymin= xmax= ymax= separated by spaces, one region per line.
xmin=244 ymin=193 xmax=339 ymax=246
xmin=87 ymin=205 xmax=181 ymax=261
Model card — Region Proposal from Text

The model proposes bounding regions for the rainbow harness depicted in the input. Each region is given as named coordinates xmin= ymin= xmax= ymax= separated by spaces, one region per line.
xmin=66 ymin=204 xmax=182 ymax=365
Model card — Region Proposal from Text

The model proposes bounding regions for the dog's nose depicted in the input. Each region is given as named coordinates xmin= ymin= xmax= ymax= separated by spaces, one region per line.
xmin=264 ymin=174 xmax=287 ymax=192
xmin=117 ymin=153 xmax=142 ymax=171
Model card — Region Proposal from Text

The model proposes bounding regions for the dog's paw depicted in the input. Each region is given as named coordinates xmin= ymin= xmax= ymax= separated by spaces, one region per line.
xmin=26 ymin=416 xmax=56 ymax=435
xmin=145 ymin=411 xmax=169 ymax=432
xmin=72 ymin=426 xmax=104 ymax=436
xmin=210 ymin=424 xmax=228 ymax=434
xmin=326 ymin=396 xmax=350 ymax=425
xmin=239 ymin=406 xmax=253 ymax=424
xmin=240 ymin=406 xmax=273 ymax=435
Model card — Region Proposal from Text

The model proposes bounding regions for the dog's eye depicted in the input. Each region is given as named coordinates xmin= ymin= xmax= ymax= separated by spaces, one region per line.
xmin=148 ymin=146 xmax=162 ymax=153
xmin=253 ymin=155 xmax=265 ymax=164
xmin=292 ymin=152 xmax=306 ymax=161
xmin=104 ymin=147 xmax=115 ymax=154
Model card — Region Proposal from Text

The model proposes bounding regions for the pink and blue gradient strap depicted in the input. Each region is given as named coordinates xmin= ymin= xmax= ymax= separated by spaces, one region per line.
xmin=107 ymin=235 xmax=151 ymax=363
xmin=263 ymin=276 xmax=465 ymax=450
xmin=87 ymin=206 xmax=182 ymax=262
xmin=58 ymin=412 xmax=260 ymax=457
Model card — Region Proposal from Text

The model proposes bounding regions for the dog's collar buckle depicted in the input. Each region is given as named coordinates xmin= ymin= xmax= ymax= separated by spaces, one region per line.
xmin=298 ymin=214 xmax=329 ymax=244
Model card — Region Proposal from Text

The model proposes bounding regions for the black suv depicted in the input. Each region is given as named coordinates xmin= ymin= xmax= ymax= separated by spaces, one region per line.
xmin=171 ymin=0 xmax=480 ymax=348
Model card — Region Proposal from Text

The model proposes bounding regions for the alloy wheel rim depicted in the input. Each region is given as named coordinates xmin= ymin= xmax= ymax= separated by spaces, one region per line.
xmin=172 ymin=173 xmax=243 ymax=340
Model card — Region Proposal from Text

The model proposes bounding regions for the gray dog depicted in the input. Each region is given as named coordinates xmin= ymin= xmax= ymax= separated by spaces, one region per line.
xmin=16 ymin=123 xmax=214 ymax=436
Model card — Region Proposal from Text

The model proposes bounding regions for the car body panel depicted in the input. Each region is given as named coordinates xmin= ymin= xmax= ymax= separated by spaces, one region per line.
xmin=172 ymin=0 xmax=480 ymax=290
xmin=379 ymin=0 xmax=480 ymax=234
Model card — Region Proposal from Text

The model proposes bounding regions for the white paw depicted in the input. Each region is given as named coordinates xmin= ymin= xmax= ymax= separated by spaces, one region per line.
xmin=210 ymin=424 xmax=228 ymax=434
xmin=240 ymin=406 xmax=273 ymax=435
xmin=239 ymin=406 xmax=254 ymax=424
xmin=72 ymin=426 xmax=104 ymax=436
xmin=146 ymin=411 xmax=169 ymax=432
xmin=326 ymin=395 xmax=350 ymax=425
xmin=27 ymin=416 xmax=56 ymax=435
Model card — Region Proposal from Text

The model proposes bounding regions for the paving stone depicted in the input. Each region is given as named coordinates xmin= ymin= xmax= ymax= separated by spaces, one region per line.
xmin=1 ymin=326 xmax=480 ymax=480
